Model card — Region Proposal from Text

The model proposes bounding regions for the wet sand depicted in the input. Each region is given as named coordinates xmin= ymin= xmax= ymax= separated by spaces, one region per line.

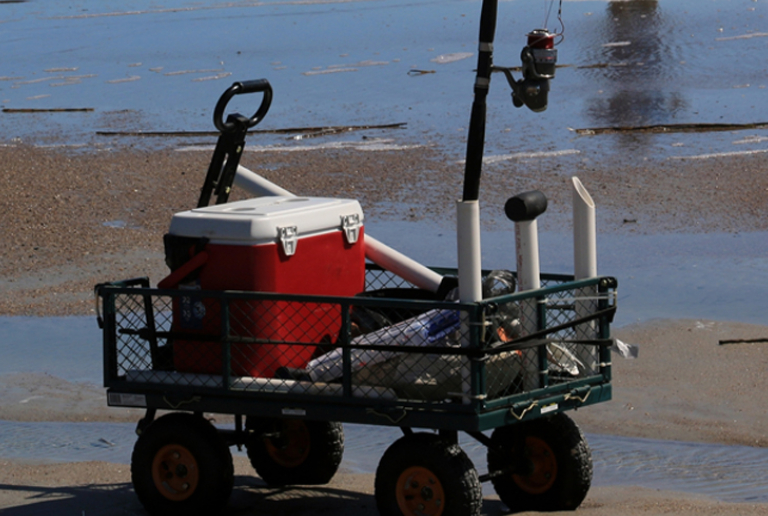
xmin=2 ymin=143 xmax=768 ymax=513
xmin=2 ymin=141 xmax=768 ymax=316
xmin=4 ymin=320 xmax=768 ymax=450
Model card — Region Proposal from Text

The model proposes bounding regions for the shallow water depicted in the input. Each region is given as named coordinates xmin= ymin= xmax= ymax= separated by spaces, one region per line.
xmin=1 ymin=0 xmax=767 ymax=162
xmin=0 ymin=315 xmax=102 ymax=384
xmin=3 ymin=224 xmax=768 ymax=387
xmin=1 ymin=419 xmax=767 ymax=503
xmin=366 ymin=220 xmax=768 ymax=327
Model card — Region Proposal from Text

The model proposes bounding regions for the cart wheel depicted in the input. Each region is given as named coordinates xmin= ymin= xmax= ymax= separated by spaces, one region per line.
xmin=131 ymin=412 xmax=234 ymax=516
xmin=245 ymin=417 xmax=344 ymax=486
xmin=375 ymin=433 xmax=482 ymax=516
xmin=487 ymin=413 xmax=591 ymax=512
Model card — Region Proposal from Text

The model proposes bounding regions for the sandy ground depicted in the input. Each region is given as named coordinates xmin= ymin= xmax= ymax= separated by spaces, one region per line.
xmin=2 ymin=456 xmax=767 ymax=516
xmin=2 ymin=142 xmax=768 ymax=514
xmin=2 ymin=141 xmax=768 ymax=316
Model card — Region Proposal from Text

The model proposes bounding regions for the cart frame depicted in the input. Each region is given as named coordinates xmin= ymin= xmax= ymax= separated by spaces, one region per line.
xmin=97 ymin=265 xmax=616 ymax=435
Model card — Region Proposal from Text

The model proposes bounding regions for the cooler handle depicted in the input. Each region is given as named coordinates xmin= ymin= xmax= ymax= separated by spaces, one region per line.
xmin=157 ymin=251 xmax=209 ymax=289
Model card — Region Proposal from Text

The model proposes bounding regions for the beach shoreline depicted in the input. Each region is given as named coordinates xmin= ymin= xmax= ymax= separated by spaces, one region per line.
xmin=2 ymin=143 xmax=768 ymax=514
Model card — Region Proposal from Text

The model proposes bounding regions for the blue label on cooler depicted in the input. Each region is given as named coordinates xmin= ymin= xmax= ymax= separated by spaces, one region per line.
xmin=179 ymin=282 xmax=203 ymax=330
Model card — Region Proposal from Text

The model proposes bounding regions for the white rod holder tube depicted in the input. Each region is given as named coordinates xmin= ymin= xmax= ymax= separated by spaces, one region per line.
xmin=235 ymin=165 xmax=444 ymax=293
xmin=572 ymin=176 xmax=597 ymax=280
xmin=456 ymin=199 xmax=482 ymax=404
xmin=515 ymin=219 xmax=543 ymax=392
xmin=505 ymin=190 xmax=547 ymax=392
xmin=572 ymin=176 xmax=598 ymax=374
xmin=456 ymin=200 xmax=483 ymax=303
xmin=515 ymin=220 xmax=541 ymax=292
xmin=504 ymin=190 xmax=547 ymax=292
xmin=515 ymin=219 xmax=542 ymax=391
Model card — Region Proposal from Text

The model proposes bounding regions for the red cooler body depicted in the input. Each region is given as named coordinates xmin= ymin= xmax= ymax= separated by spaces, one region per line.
xmin=164 ymin=196 xmax=365 ymax=377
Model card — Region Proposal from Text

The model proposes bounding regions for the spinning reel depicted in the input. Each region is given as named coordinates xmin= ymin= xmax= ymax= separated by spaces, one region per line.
xmin=497 ymin=29 xmax=559 ymax=113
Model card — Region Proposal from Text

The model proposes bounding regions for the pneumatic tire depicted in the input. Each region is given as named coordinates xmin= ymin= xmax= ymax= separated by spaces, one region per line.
xmin=131 ymin=412 xmax=234 ymax=516
xmin=245 ymin=417 xmax=344 ymax=486
xmin=487 ymin=412 xmax=592 ymax=512
xmin=375 ymin=432 xmax=482 ymax=516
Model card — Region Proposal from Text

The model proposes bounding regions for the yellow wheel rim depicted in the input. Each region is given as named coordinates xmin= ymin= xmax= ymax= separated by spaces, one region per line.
xmin=395 ymin=466 xmax=446 ymax=516
xmin=151 ymin=443 xmax=199 ymax=501
xmin=265 ymin=419 xmax=311 ymax=468
xmin=513 ymin=436 xmax=558 ymax=494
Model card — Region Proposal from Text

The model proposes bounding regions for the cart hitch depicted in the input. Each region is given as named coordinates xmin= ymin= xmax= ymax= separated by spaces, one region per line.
xmin=197 ymin=79 xmax=273 ymax=208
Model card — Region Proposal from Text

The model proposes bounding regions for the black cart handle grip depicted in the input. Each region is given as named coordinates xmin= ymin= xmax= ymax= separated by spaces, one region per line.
xmin=213 ymin=79 xmax=273 ymax=133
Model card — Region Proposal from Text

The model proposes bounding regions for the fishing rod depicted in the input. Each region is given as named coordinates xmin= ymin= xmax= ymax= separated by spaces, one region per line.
xmin=457 ymin=0 xmax=561 ymax=305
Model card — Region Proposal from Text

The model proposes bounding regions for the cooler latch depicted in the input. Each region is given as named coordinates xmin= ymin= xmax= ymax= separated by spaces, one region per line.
xmin=278 ymin=225 xmax=298 ymax=256
xmin=341 ymin=213 xmax=362 ymax=244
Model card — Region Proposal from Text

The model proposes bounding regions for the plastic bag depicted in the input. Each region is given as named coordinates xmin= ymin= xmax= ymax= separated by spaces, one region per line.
xmin=306 ymin=308 xmax=460 ymax=383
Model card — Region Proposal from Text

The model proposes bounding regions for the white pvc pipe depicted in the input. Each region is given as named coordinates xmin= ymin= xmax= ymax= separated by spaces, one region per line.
xmin=572 ymin=176 xmax=597 ymax=280
xmin=515 ymin=218 xmax=542 ymax=391
xmin=365 ymin=236 xmax=443 ymax=293
xmin=515 ymin=220 xmax=541 ymax=292
xmin=572 ymin=176 xmax=598 ymax=374
xmin=235 ymin=165 xmax=444 ymax=292
xmin=456 ymin=200 xmax=483 ymax=303
xmin=456 ymin=199 xmax=482 ymax=404
xmin=234 ymin=165 xmax=294 ymax=197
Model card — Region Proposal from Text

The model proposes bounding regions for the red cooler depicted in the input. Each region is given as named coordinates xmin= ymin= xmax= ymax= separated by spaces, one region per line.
xmin=164 ymin=196 xmax=365 ymax=377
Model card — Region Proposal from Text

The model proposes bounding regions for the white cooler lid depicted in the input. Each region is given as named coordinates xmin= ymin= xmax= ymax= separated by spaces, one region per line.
xmin=169 ymin=196 xmax=364 ymax=251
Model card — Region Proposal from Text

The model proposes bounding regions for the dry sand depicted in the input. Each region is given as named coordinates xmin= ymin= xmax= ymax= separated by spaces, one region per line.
xmin=2 ymin=456 xmax=766 ymax=516
xmin=2 ymin=458 xmax=768 ymax=516
xmin=2 ymin=142 xmax=768 ymax=514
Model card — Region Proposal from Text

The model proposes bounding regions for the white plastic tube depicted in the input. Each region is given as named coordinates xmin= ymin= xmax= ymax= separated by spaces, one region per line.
xmin=234 ymin=165 xmax=294 ymax=197
xmin=572 ymin=176 xmax=598 ymax=374
xmin=365 ymin=236 xmax=443 ymax=293
xmin=456 ymin=199 xmax=482 ymax=404
xmin=456 ymin=200 xmax=483 ymax=303
xmin=572 ymin=176 xmax=597 ymax=280
xmin=515 ymin=220 xmax=541 ymax=292
xmin=515 ymin=218 xmax=542 ymax=391
xmin=235 ymin=165 xmax=444 ymax=292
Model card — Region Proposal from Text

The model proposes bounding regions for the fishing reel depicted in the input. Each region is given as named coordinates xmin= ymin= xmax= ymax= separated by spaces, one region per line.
xmin=497 ymin=29 xmax=558 ymax=113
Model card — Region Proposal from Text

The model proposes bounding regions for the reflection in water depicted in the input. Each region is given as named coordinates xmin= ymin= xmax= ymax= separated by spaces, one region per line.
xmin=583 ymin=1 xmax=687 ymax=132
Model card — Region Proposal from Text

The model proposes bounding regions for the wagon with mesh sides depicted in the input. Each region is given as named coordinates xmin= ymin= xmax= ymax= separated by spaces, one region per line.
xmin=96 ymin=265 xmax=617 ymax=516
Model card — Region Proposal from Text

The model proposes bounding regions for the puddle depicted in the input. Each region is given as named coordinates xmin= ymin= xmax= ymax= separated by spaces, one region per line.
xmin=0 ymin=316 xmax=102 ymax=384
xmin=0 ymin=419 xmax=766 ymax=503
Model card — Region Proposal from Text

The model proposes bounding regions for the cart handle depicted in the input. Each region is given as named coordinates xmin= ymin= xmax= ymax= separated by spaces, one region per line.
xmin=94 ymin=277 xmax=151 ymax=328
xmin=213 ymin=79 xmax=273 ymax=133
